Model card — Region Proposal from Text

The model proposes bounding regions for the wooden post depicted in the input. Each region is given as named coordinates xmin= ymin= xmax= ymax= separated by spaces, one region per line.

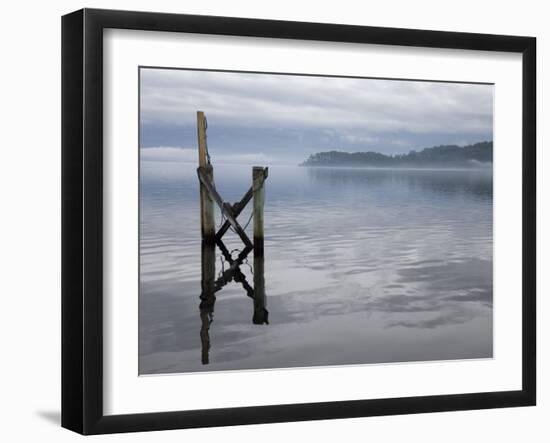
xmin=197 ymin=111 xmax=208 ymax=168
xmin=253 ymin=253 xmax=268 ymax=324
xmin=199 ymin=241 xmax=216 ymax=365
xmin=197 ymin=111 xmax=215 ymax=242
xmin=252 ymin=167 xmax=268 ymax=255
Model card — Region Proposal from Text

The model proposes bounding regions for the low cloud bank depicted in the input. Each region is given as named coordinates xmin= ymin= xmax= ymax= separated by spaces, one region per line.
xmin=140 ymin=146 xmax=275 ymax=165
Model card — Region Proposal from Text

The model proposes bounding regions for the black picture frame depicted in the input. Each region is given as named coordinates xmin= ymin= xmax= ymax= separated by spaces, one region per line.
xmin=62 ymin=8 xmax=536 ymax=435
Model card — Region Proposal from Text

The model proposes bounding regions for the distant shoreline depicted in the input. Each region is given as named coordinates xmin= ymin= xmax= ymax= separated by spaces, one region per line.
xmin=300 ymin=141 xmax=493 ymax=169
xmin=300 ymin=164 xmax=492 ymax=171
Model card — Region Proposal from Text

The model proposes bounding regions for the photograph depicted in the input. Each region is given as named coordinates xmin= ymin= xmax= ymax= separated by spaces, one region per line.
xmin=57 ymin=5 xmax=538 ymax=436
xmin=138 ymin=67 xmax=494 ymax=375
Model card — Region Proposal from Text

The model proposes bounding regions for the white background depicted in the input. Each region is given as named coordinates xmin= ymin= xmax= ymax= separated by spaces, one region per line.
xmin=0 ymin=0 xmax=546 ymax=441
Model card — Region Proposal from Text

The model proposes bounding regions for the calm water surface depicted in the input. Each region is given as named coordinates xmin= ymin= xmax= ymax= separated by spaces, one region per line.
xmin=139 ymin=162 xmax=493 ymax=374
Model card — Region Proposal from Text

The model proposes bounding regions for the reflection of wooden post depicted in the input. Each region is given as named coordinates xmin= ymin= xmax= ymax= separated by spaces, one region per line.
xmin=199 ymin=241 xmax=216 ymax=364
xmin=197 ymin=111 xmax=215 ymax=242
xmin=253 ymin=254 xmax=268 ymax=325
xmin=199 ymin=310 xmax=211 ymax=365
xmin=253 ymin=167 xmax=268 ymax=255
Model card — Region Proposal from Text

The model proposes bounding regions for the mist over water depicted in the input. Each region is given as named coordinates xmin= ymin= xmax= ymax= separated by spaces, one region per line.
xmin=139 ymin=162 xmax=493 ymax=374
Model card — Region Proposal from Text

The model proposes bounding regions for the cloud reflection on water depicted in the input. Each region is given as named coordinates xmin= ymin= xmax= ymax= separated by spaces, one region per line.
xmin=139 ymin=164 xmax=493 ymax=374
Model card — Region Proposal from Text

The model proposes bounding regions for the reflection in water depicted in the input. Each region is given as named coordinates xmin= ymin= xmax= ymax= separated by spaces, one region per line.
xmin=253 ymin=252 xmax=268 ymax=325
xmin=306 ymin=167 xmax=492 ymax=200
xmin=199 ymin=240 xmax=268 ymax=365
xmin=139 ymin=164 xmax=493 ymax=374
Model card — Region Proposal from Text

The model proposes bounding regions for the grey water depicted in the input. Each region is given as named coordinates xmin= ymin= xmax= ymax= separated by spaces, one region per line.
xmin=139 ymin=162 xmax=493 ymax=375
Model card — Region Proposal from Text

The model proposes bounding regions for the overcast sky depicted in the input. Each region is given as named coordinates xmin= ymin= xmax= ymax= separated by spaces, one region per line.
xmin=140 ymin=68 xmax=493 ymax=165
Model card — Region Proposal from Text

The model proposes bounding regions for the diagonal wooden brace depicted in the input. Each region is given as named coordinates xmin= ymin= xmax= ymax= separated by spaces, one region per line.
xmin=216 ymin=168 xmax=268 ymax=241
xmin=197 ymin=167 xmax=254 ymax=249
xmin=216 ymin=186 xmax=253 ymax=240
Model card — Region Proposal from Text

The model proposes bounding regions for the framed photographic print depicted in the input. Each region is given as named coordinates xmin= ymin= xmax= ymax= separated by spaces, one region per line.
xmin=61 ymin=8 xmax=536 ymax=435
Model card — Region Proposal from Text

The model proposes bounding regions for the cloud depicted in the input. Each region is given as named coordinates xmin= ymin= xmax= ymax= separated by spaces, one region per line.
xmin=141 ymin=146 xmax=275 ymax=165
xmin=140 ymin=68 xmax=493 ymax=159
xmin=141 ymin=69 xmax=493 ymax=134
xmin=140 ymin=146 xmax=197 ymax=163
xmin=386 ymin=309 xmax=475 ymax=329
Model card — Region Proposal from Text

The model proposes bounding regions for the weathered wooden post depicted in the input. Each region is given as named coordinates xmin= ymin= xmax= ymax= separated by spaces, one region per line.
xmin=252 ymin=167 xmax=268 ymax=255
xmin=197 ymin=111 xmax=215 ymax=242
xmin=199 ymin=241 xmax=216 ymax=364
xmin=253 ymin=254 xmax=268 ymax=324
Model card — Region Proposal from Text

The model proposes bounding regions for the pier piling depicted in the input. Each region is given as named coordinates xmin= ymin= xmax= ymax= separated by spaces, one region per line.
xmin=253 ymin=166 xmax=268 ymax=255
xmin=197 ymin=111 xmax=215 ymax=242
